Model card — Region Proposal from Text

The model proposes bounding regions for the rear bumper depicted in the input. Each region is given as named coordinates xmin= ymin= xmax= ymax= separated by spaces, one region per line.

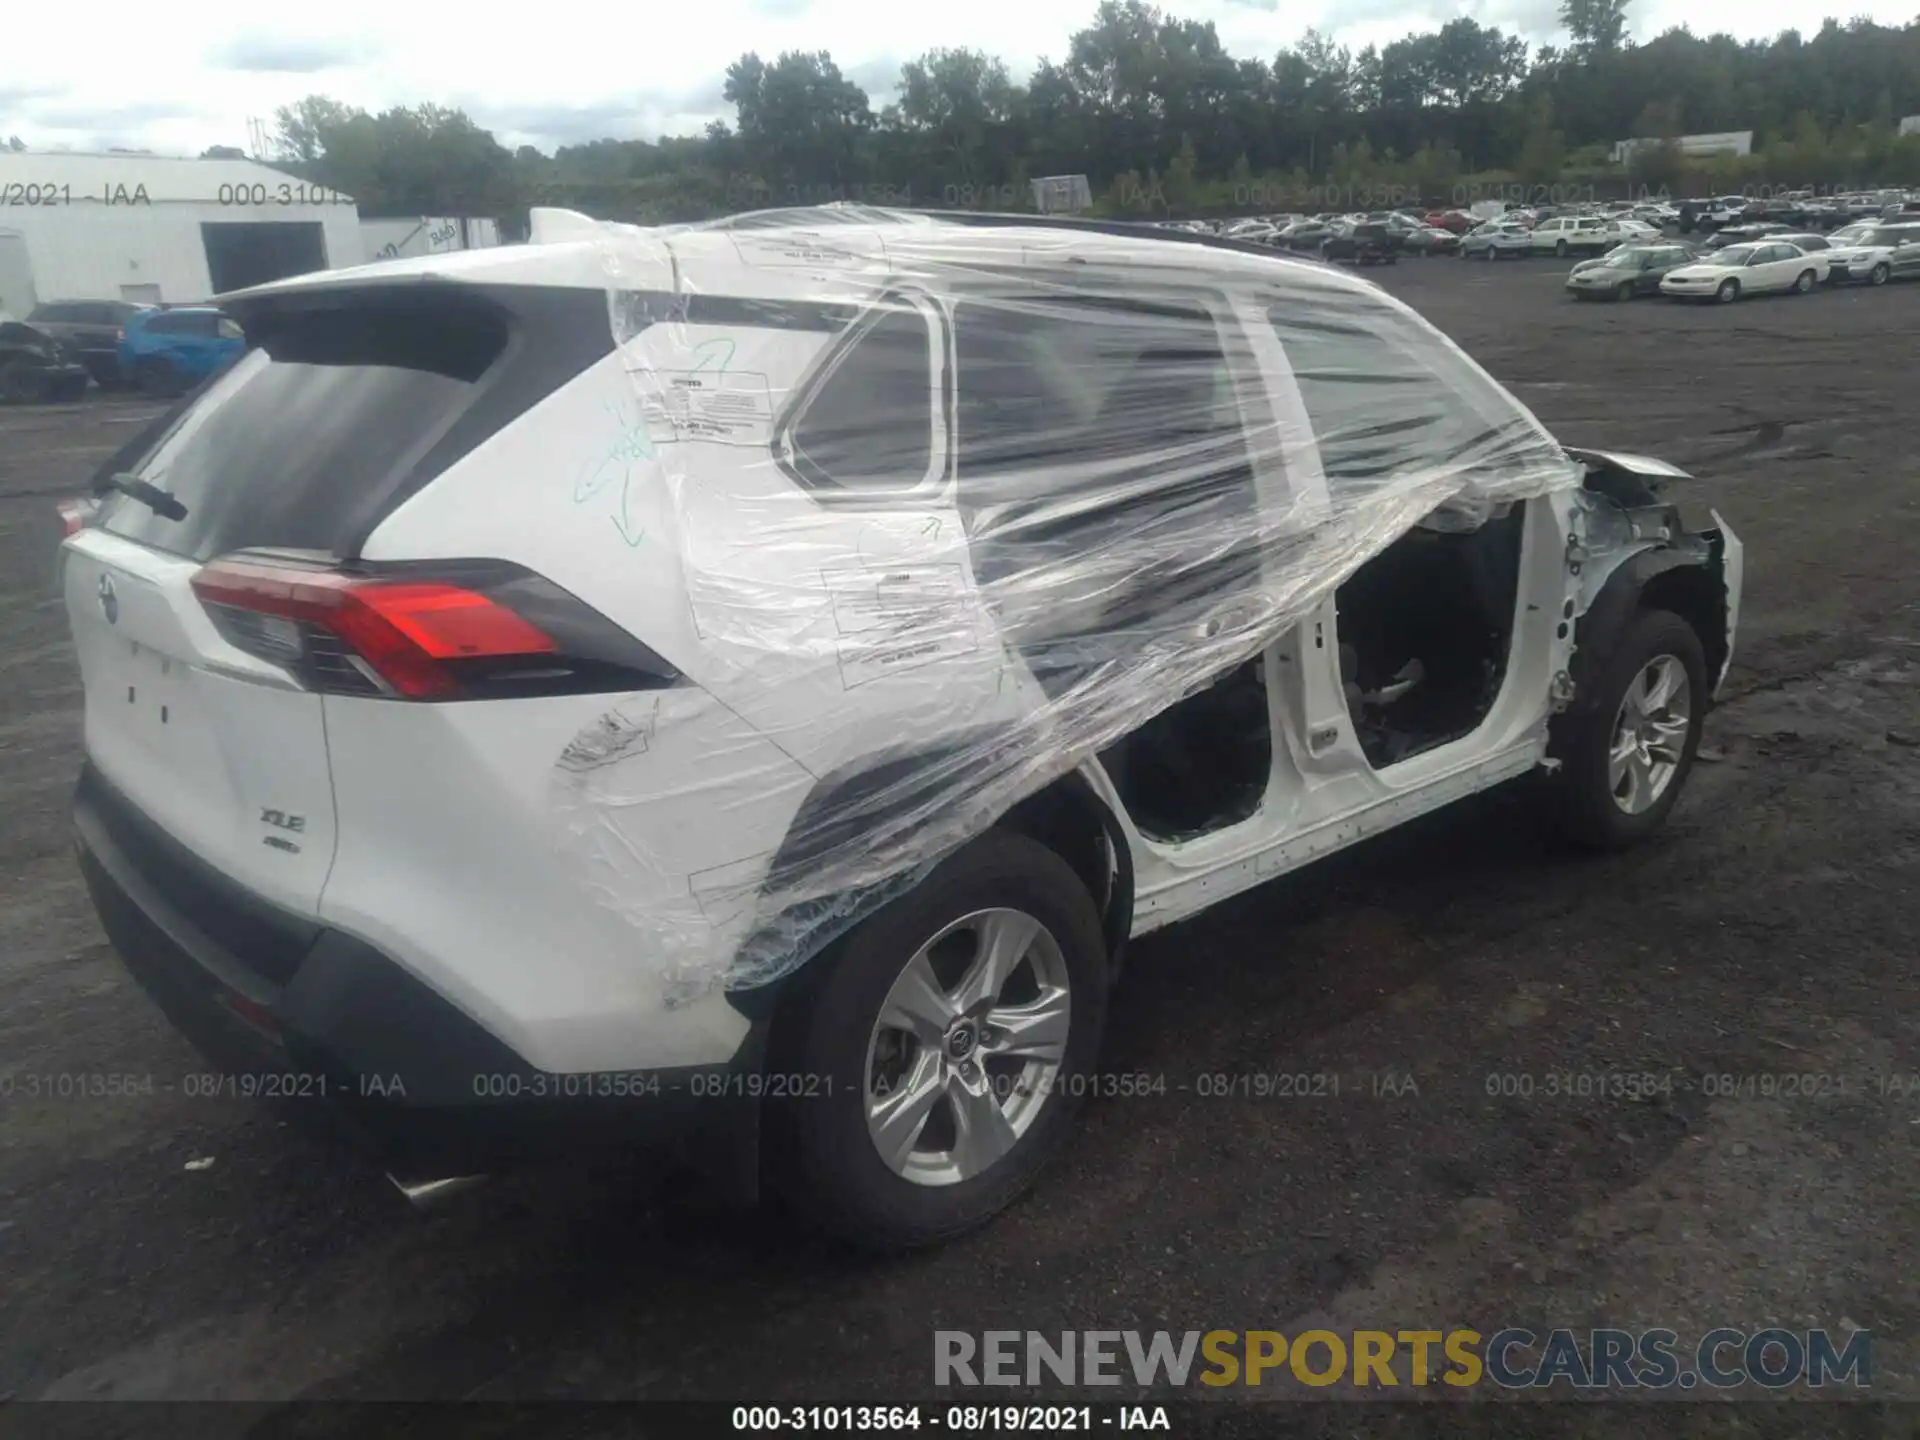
xmin=74 ymin=763 xmax=769 ymax=1190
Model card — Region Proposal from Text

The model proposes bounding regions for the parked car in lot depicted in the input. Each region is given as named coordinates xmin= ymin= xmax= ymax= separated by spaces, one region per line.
xmin=1824 ymin=222 xmax=1920 ymax=286
xmin=1277 ymin=218 xmax=1334 ymax=252
xmin=1565 ymin=243 xmax=1697 ymax=300
xmin=1699 ymin=222 xmax=1792 ymax=252
xmin=117 ymin=306 xmax=247 ymax=398
xmin=1610 ymin=218 xmax=1664 ymax=244
xmin=1697 ymin=197 xmax=1751 ymax=230
xmin=27 ymin=299 xmax=154 ymax=388
xmin=1321 ymin=221 xmax=1399 ymax=265
xmin=1460 ymin=221 xmax=1534 ymax=260
xmin=0 ymin=320 xmax=91 ymax=402
xmin=1659 ymin=241 xmax=1824 ymax=302
xmin=1399 ymin=223 xmax=1461 ymax=256
xmin=1763 ymin=234 xmax=1835 ymax=283
xmin=1424 ymin=208 xmax=1476 ymax=234
xmin=56 ymin=208 xmax=1744 ymax=1248
xmin=1529 ymin=215 xmax=1618 ymax=257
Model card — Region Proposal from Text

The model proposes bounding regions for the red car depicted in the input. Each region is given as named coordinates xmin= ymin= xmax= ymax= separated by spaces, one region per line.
xmin=1424 ymin=209 xmax=1475 ymax=234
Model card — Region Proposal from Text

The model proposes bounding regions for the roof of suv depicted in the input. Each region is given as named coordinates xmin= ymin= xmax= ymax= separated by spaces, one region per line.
xmin=221 ymin=206 xmax=1337 ymax=306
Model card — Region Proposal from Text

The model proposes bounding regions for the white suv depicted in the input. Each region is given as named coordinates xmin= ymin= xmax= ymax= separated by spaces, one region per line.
xmin=1529 ymin=215 xmax=1619 ymax=256
xmin=60 ymin=207 xmax=1744 ymax=1248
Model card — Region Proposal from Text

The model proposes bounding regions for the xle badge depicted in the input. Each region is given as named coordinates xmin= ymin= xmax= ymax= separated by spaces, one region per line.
xmin=261 ymin=808 xmax=305 ymax=853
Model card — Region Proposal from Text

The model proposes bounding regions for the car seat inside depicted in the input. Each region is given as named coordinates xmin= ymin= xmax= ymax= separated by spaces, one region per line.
xmin=1334 ymin=499 xmax=1525 ymax=769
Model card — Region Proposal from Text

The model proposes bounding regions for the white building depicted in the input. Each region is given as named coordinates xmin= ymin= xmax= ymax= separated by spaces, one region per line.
xmin=1609 ymin=131 xmax=1754 ymax=163
xmin=1031 ymin=175 xmax=1093 ymax=214
xmin=0 ymin=153 xmax=361 ymax=309
xmin=359 ymin=216 xmax=503 ymax=262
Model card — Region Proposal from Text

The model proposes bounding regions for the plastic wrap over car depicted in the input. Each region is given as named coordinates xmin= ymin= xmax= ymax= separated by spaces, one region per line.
xmin=556 ymin=208 xmax=1585 ymax=1004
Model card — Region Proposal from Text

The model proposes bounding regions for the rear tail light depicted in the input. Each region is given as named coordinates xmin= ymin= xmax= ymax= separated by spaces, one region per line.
xmin=189 ymin=554 xmax=679 ymax=701
xmin=58 ymin=497 xmax=102 ymax=536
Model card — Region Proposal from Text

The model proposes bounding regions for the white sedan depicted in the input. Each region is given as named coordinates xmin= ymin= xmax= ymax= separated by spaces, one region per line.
xmin=1767 ymin=234 xmax=1835 ymax=283
xmin=1659 ymin=241 xmax=1825 ymax=302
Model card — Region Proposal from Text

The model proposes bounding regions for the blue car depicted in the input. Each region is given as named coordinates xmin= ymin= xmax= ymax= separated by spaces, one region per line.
xmin=118 ymin=306 xmax=247 ymax=398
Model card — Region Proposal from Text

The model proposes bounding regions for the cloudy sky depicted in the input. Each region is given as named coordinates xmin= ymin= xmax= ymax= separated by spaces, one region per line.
xmin=4 ymin=0 xmax=1914 ymax=156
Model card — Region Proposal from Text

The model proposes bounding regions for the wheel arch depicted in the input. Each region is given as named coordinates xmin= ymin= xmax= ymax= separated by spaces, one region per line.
xmin=737 ymin=747 xmax=1133 ymax=1206
xmin=737 ymin=739 xmax=1134 ymax=1027
xmin=752 ymin=740 xmax=1132 ymax=989
xmin=1552 ymin=548 xmax=1727 ymax=757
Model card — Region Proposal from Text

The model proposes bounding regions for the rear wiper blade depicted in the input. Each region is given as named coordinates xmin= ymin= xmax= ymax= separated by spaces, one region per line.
xmin=96 ymin=472 xmax=187 ymax=522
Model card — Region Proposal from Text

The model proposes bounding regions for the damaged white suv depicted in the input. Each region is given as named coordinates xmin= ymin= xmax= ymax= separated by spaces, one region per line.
xmin=60 ymin=207 xmax=1742 ymax=1249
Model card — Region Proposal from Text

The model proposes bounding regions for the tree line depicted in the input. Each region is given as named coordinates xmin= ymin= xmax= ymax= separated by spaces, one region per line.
xmin=257 ymin=0 xmax=1920 ymax=224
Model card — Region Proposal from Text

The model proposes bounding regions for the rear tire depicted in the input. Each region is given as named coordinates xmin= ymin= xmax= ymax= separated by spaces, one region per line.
xmin=135 ymin=357 xmax=181 ymax=399
xmin=765 ymin=829 xmax=1109 ymax=1251
xmin=1555 ymin=239 xmax=1569 ymax=257
xmin=1546 ymin=609 xmax=1708 ymax=852
xmin=1793 ymin=270 xmax=1815 ymax=294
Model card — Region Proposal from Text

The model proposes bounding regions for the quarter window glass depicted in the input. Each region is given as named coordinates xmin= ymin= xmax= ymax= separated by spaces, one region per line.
xmin=785 ymin=306 xmax=934 ymax=493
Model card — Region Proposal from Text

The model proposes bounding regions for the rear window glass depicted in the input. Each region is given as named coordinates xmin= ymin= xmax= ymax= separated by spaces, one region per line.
xmin=100 ymin=304 xmax=510 ymax=561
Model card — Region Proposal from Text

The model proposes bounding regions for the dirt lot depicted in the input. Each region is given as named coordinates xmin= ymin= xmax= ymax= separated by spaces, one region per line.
xmin=2 ymin=256 xmax=1918 ymax=1427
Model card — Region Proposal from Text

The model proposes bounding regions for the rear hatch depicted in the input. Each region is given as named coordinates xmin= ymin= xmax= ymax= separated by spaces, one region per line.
xmin=62 ymin=288 xmax=528 ymax=923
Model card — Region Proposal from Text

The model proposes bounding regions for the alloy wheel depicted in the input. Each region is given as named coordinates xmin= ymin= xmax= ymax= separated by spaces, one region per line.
xmin=864 ymin=907 xmax=1071 ymax=1188
xmin=1608 ymin=655 xmax=1692 ymax=816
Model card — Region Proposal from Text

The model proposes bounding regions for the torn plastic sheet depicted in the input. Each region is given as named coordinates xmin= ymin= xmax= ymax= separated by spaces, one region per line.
xmin=552 ymin=208 xmax=1585 ymax=1006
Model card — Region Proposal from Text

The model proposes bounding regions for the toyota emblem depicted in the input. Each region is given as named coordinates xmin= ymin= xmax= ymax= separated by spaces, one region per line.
xmin=97 ymin=572 xmax=119 ymax=625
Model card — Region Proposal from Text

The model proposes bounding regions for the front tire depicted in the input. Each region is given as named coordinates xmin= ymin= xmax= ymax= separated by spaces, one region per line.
xmin=1869 ymin=262 xmax=1891 ymax=286
xmin=1793 ymin=269 xmax=1815 ymax=294
xmin=1616 ymin=280 xmax=1636 ymax=302
xmin=0 ymin=361 xmax=48 ymax=404
xmin=766 ymin=829 xmax=1109 ymax=1250
xmin=1546 ymin=609 xmax=1708 ymax=851
xmin=1715 ymin=278 xmax=1740 ymax=304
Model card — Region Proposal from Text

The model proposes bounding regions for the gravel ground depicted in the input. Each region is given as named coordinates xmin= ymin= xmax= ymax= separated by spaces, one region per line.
xmin=1 ymin=256 xmax=1917 ymax=1431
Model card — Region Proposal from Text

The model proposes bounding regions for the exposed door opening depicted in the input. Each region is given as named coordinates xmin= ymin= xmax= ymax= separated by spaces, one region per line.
xmin=1335 ymin=500 xmax=1526 ymax=769
xmin=1100 ymin=659 xmax=1272 ymax=842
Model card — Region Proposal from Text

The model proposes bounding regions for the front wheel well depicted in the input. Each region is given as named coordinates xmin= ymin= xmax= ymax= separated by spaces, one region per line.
xmin=1638 ymin=565 xmax=1728 ymax=694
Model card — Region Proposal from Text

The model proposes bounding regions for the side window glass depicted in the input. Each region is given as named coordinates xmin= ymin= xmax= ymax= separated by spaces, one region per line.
xmin=785 ymin=304 xmax=934 ymax=494
xmin=952 ymin=292 xmax=1267 ymax=589
xmin=953 ymin=295 xmax=1255 ymax=485
xmin=1269 ymin=290 xmax=1561 ymax=491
